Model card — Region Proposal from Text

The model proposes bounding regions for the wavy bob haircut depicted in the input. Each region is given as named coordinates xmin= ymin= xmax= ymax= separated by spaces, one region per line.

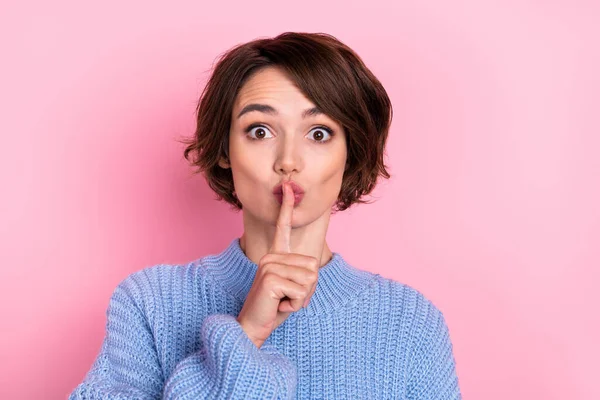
xmin=181 ymin=32 xmax=393 ymax=212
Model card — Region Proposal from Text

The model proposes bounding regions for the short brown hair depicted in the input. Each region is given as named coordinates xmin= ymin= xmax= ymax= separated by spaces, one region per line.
xmin=180 ymin=32 xmax=392 ymax=213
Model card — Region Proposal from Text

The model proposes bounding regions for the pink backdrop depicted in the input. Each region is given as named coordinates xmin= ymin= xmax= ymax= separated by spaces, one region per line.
xmin=2 ymin=1 xmax=598 ymax=399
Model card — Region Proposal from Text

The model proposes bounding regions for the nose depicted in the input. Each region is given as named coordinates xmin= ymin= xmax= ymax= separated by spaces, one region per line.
xmin=273 ymin=135 xmax=302 ymax=176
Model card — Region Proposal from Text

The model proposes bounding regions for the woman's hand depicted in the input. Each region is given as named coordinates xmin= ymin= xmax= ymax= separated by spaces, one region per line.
xmin=236 ymin=182 xmax=320 ymax=349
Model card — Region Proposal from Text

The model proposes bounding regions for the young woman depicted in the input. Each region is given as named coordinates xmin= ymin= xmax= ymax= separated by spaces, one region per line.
xmin=70 ymin=32 xmax=462 ymax=399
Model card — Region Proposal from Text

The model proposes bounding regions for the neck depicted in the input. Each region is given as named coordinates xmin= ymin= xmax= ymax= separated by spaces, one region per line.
xmin=240 ymin=207 xmax=333 ymax=268
xmin=205 ymin=237 xmax=377 ymax=316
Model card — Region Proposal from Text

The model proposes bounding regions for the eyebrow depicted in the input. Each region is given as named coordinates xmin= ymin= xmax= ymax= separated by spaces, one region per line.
xmin=236 ymin=103 xmax=323 ymax=119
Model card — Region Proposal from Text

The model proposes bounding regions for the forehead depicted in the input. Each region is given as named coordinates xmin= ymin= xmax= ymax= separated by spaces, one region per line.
xmin=233 ymin=66 xmax=315 ymax=111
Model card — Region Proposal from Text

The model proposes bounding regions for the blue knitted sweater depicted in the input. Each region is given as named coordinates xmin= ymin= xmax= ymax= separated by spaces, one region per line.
xmin=70 ymin=238 xmax=461 ymax=399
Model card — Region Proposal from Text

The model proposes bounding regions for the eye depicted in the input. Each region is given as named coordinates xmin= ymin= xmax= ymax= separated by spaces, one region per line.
xmin=244 ymin=123 xmax=334 ymax=143
xmin=244 ymin=124 xmax=274 ymax=141
xmin=307 ymin=126 xmax=334 ymax=144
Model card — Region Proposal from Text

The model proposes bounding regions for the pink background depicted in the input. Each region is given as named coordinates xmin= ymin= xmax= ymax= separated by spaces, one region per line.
xmin=2 ymin=1 xmax=599 ymax=399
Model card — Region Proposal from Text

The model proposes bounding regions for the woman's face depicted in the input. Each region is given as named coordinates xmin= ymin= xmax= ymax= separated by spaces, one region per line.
xmin=220 ymin=66 xmax=347 ymax=228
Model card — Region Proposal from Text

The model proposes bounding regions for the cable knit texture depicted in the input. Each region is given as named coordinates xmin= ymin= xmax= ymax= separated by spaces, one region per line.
xmin=69 ymin=238 xmax=461 ymax=399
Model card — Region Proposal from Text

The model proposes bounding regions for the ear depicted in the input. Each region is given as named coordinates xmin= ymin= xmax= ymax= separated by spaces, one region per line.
xmin=218 ymin=156 xmax=231 ymax=169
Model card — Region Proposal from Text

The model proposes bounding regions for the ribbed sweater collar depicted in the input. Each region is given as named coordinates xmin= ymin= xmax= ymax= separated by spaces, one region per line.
xmin=204 ymin=238 xmax=376 ymax=316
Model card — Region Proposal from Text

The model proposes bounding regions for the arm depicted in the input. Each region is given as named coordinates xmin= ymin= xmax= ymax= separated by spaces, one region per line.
xmin=69 ymin=273 xmax=297 ymax=399
xmin=406 ymin=298 xmax=462 ymax=400
xmin=163 ymin=314 xmax=297 ymax=399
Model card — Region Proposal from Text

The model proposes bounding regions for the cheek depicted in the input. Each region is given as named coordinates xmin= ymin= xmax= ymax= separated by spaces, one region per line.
xmin=231 ymin=133 xmax=274 ymax=165
xmin=318 ymin=147 xmax=347 ymax=180
xmin=230 ymin=156 xmax=272 ymax=202
xmin=309 ymin=159 xmax=345 ymax=199
xmin=233 ymin=156 xmax=271 ymax=185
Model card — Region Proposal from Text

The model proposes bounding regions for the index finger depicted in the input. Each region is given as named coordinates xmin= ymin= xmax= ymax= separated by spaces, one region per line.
xmin=270 ymin=182 xmax=294 ymax=254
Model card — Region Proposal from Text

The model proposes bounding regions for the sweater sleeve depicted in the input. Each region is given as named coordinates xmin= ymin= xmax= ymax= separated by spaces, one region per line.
xmin=406 ymin=298 xmax=462 ymax=400
xmin=69 ymin=274 xmax=297 ymax=400
xmin=163 ymin=313 xmax=297 ymax=399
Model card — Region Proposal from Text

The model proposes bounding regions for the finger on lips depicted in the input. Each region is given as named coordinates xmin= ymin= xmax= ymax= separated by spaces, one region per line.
xmin=267 ymin=181 xmax=319 ymax=311
xmin=270 ymin=182 xmax=293 ymax=254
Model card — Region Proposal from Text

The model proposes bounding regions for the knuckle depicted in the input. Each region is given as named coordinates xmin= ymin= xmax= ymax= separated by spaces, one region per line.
xmin=309 ymin=257 xmax=319 ymax=270
xmin=260 ymin=262 xmax=273 ymax=274
xmin=262 ymin=272 xmax=278 ymax=286
xmin=259 ymin=254 xmax=273 ymax=267
xmin=300 ymin=271 xmax=317 ymax=285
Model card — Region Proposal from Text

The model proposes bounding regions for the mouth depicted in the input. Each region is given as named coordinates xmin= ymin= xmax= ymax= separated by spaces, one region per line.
xmin=273 ymin=181 xmax=305 ymax=206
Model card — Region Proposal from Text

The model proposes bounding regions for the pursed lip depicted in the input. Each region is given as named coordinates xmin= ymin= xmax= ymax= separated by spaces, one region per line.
xmin=272 ymin=180 xmax=305 ymax=196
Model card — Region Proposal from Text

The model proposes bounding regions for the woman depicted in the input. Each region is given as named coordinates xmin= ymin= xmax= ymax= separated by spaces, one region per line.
xmin=70 ymin=32 xmax=462 ymax=399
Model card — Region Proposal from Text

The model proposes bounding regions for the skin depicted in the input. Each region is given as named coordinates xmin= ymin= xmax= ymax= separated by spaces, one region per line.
xmin=217 ymin=66 xmax=349 ymax=347
xmin=218 ymin=65 xmax=348 ymax=270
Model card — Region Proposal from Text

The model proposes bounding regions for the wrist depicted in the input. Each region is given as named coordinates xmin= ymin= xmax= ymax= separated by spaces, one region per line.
xmin=236 ymin=317 xmax=264 ymax=348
